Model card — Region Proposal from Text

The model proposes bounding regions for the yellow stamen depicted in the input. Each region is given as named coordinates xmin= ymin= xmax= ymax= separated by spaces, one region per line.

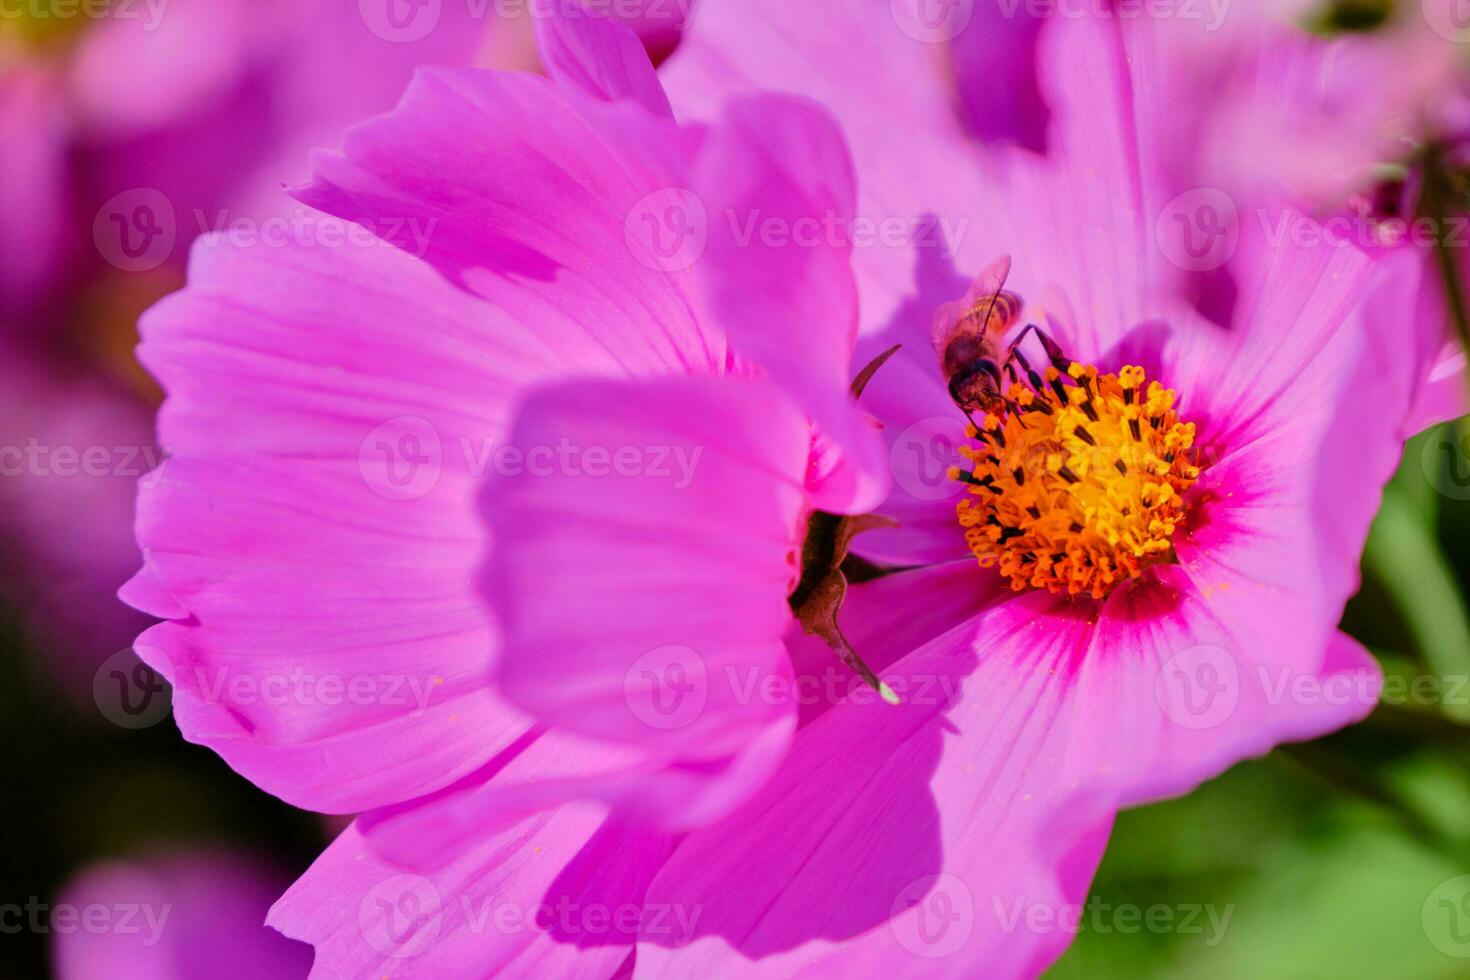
xmin=955 ymin=363 xmax=1199 ymax=600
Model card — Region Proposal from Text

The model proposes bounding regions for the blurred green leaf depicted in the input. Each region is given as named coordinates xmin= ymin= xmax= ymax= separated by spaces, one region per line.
xmin=1363 ymin=487 xmax=1470 ymax=721
xmin=1048 ymin=754 xmax=1470 ymax=980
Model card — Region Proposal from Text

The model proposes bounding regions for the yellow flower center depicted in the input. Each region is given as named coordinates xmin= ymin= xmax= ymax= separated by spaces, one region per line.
xmin=952 ymin=363 xmax=1200 ymax=600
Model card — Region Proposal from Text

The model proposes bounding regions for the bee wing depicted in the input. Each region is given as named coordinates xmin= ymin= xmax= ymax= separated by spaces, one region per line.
xmin=929 ymin=254 xmax=1013 ymax=356
xmin=929 ymin=297 xmax=968 ymax=356
xmin=963 ymin=254 xmax=1013 ymax=311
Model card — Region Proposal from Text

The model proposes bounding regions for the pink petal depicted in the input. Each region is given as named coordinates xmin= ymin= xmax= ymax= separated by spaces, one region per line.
xmin=534 ymin=1 xmax=673 ymax=117
xmin=1409 ymin=342 xmax=1469 ymax=434
xmin=363 ymin=721 xmax=794 ymax=867
xmin=1157 ymin=233 xmax=1415 ymax=627
xmin=484 ymin=375 xmax=810 ymax=825
xmin=948 ymin=3 xmax=1050 ymax=151
xmin=610 ymin=0 xmax=693 ymax=62
xmin=1156 ymin=213 xmax=1376 ymax=453
xmin=692 ymin=92 xmax=886 ymax=512
xmin=633 ymin=564 xmax=1380 ymax=977
xmin=1402 ymin=240 xmax=1469 ymax=435
xmin=271 ymin=816 xmax=661 ymax=978
xmin=664 ymin=0 xmax=979 ymax=350
xmin=292 ymin=67 xmax=723 ymax=376
xmin=126 ymin=232 xmax=556 ymax=813
xmin=665 ymin=4 xmax=1162 ymax=360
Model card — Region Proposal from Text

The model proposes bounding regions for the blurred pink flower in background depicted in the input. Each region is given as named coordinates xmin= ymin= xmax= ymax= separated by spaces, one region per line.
xmin=51 ymin=849 xmax=310 ymax=979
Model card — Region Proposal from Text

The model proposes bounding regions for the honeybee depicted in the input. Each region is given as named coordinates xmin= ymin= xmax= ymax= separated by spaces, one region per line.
xmin=931 ymin=255 xmax=1024 ymax=417
xmin=932 ymin=255 xmax=1069 ymax=419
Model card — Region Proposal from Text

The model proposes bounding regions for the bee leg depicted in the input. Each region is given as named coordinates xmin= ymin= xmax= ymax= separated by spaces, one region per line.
xmin=1005 ymin=324 xmax=1075 ymax=406
xmin=1006 ymin=345 xmax=1048 ymax=399
xmin=1006 ymin=323 xmax=1073 ymax=374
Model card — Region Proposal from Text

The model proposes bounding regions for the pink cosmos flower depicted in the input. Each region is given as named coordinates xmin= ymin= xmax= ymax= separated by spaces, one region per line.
xmin=51 ymin=850 xmax=311 ymax=979
xmin=125 ymin=6 xmax=1428 ymax=979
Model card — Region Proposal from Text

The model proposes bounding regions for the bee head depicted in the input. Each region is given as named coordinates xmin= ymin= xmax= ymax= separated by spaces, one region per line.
xmin=949 ymin=359 xmax=1006 ymax=415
